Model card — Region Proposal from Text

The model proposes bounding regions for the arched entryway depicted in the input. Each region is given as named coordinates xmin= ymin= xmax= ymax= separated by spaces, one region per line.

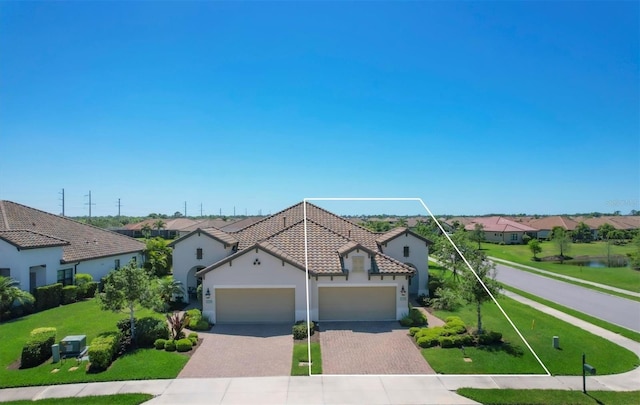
xmin=186 ymin=266 xmax=204 ymax=301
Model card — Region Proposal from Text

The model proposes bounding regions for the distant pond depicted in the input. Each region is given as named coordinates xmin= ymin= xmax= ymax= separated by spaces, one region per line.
xmin=564 ymin=255 xmax=629 ymax=268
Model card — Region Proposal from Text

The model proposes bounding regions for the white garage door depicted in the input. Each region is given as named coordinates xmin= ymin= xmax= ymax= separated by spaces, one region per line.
xmin=216 ymin=288 xmax=295 ymax=323
xmin=319 ymin=286 xmax=396 ymax=321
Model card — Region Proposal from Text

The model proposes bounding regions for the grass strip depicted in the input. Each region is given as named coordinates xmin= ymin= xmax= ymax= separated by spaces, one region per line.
xmin=502 ymin=285 xmax=640 ymax=342
xmin=291 ymin=342 xmax=322 ymax=376
xmin=1 ymin=394 xmax=154 ymax=405
xmin=457 ymin=388 xmax=640 ymax=405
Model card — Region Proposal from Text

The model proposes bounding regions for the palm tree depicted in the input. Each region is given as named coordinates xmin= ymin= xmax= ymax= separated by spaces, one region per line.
xmin=153 ymin=220 xmax=166 ymax=238
xmin=141 ymin=223 xmax=152 ymax=239
xmin=0 ymin=276 xmax=34 ymax=321
xmin=154 ymin=276 xmax=185 ymax=311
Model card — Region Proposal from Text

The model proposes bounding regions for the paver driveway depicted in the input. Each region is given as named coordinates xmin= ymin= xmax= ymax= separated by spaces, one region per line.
xmin=320 ymin=321 xmax=436 ymax=375
xmin=178 ymin=324 xmax=293 ymax=378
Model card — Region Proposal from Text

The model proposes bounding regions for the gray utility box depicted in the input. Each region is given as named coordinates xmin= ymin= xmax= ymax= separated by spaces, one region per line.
xmin=60 ymin=335 xmax=86 ymax=357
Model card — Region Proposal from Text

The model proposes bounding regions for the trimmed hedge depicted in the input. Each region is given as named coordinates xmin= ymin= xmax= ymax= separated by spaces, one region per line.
xmin=88 ymin=332 xmax=121 ymax=371
xmin=409 ymin=327 xmax=421 ymax=336
xmin=21 ymin=327 xmax=57 ymax=368
xmin=164 ymin=340 xmax=176 ymax=352
xmin=478 ymin=331 xmax=503 ymax=345
xmin=176 ymin=338 xmax=193 ymax=352
xmin=154 ymin=339 xmax=167 ymax=350
xmin=187 ymin=309 xmax=210 ymax=331
xmin=84 ymin=282 xmax=98 ymax=298
xmin=61 ymin=285 xmax=78 ymax=305
xmin=34 ymin=283 xmax=63 ymax=311
xmin=292 ymin=321 xmax=315 ymax=340
xmin=400 ymin=308 xmax=428 ymax=327
xmin=136 ymin=317 xmax=170 ymax=347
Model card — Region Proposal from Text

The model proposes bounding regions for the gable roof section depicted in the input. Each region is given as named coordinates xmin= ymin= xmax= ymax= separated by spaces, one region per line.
xmin=375 ymin=226 xmax=434 ymax=245
xmin=0 ymin=201 xmax=145 ymax=263
xmin=527 ymin=216 xmax=579 ymax=231
xmin=0 ymin=230 xmax=69 ymax=250
xmin=168 ymin=227 xmax=239 ymax=248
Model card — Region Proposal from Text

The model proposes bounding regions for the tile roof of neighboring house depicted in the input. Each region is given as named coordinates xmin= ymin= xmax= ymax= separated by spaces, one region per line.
xmin=197 ymin=202 xmax=421 ymax=277
xmin=0 ymin=201 xmax=145 ymax=263
xmin=219 ymin=217 xmax=264 ymax=232
xmin=464 ymin=216 xmax=538 ymax=233
xmin=125 ymin=218 xmax=199 ymax=231
xmin=575 ymin=216 xmax=640 ymax=230
xmin=0 ymin=230 xmax=69 ymax=250
xmin=375 ymin=227 xmax=434 ymax=246
xmin=179 ymin=219 xmax=237 ymax=233
xmin=527 ymin=216 xmax=579 ymax=231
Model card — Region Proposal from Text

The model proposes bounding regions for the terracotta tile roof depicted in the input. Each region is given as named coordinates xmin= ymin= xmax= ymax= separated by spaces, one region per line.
xmin=200 ymin=227 xmax=239 ymax=246
xmin=464 ymin=216 xmax=538 ymax=233
xmin=527 ymin=216 xmax=579 ymax=231
xmin=125 ymin=217 xmax=199 ymax=231
xmin=0 ymin=230 xmax=69 ymax=249
xmin=375 ymin=227 xmax=434 ymax=245
xmin=198 ymin=202 xmax=416 ymax=276
xmin=0 ymin=201 xmax=145 ymax=263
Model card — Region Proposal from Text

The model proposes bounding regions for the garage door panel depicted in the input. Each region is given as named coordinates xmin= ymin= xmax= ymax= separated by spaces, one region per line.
xmin=319 ymin=286 xmax=395 ymax=321
xmin=216 ymin=288 xmax=294 ymax=323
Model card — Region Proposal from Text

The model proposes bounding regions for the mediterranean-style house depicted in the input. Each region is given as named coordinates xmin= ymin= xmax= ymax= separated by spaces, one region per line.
xmin=464 ymin=216 xmax=537 ymax=244
xmin=0 ymin=201 xmax=145 ymax=293
xmin=170 ymin=202 xmax=433 ymax=324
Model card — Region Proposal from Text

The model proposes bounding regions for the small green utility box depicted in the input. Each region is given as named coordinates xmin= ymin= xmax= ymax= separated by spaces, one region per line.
xmin=60 ymin=335 xmax=86 ymax=357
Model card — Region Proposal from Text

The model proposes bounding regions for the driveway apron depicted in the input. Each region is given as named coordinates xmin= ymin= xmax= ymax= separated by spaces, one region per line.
xmin=178 ymin=324 xmax=293 ymax=378
xmin=320 ymin=321 xmax=436 ymax=375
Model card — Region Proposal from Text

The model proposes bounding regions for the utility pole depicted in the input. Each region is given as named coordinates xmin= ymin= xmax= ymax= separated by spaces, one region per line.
xmin=116 ymin=198 xmax=121 ymax=217
xmin=184 ymin=201 xmax=187 ymax=217
xmin=85 ymin=191 xmax=95 ymax=222
xmin=234 ymin=206 xmax=236 ymax=216
xmin=59 ymin=188 xmax=65 ymax=216
xmin=200 ymin=203 xmax=203 ymax=217
xmin=219 ymin=208 xmax=222 ymax=216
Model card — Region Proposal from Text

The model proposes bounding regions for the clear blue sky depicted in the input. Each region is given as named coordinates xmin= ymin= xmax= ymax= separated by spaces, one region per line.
xmin=1 ymin=1 xmax=638 ymax=217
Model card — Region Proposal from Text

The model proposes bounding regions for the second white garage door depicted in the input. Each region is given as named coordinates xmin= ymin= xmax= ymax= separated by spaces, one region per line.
xmin=215 ymin=288 xmax=295 ymax=323
xmin=319 ymin=286 xmax=396 ymax=321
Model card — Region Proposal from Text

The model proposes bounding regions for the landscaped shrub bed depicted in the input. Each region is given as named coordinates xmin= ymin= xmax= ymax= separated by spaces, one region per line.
xmin=411 ymin=316 xmax=502 ymax=350
xmin=116 ymin=317 xmax=169 ymax=349
xmin=61 ymin=286 xmax=78 ymax=305
xmin=34 ymin=283 xmax=63 ymax=312
xmin=175 ymin=338 xmax=192 ymax=352
xmin=186 ymin=309 xmax=210 ymax=331
xmin=292 ymin=321 xmax=316 ymax=340
xmin=400 ymin=307 xmax=428 ymax=327
xmin=164 ymin=340 xmax=176 ymax=352
xmin=20 ymin=327 xmax=56 ymax=369
xmin=88 ymin=331 xmax=121 ymax=371
xmin=154 ymin=339 xmax=167 ymax=350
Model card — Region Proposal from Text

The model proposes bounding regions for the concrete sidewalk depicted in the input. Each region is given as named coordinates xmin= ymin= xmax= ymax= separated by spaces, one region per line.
xmin=1 ymin=291 xmax=639 ymax=404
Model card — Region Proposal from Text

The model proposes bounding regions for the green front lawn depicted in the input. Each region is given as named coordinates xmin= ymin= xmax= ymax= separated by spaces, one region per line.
xmin=421 ymin=296 xmax=639 ymax=375
xmin=2 ymin=394 xmax=154 ymax=405
xmin=0 ymin=299 xmax=188 ymax=388
xmin=457 ymin=389 xmax=640 ymax=405
xmin=483 ymin=241 xmax=640 ymax=293
xmin=291 ymin=342 xmax=322 ymax=376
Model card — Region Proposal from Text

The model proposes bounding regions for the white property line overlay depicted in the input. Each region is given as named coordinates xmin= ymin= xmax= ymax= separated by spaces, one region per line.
xmin=302 ymin=197 xmax=551 ymax=377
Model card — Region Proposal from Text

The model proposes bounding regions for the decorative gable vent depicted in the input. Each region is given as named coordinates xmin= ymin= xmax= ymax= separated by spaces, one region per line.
xmin=253 ymin=258 xmax=261 ymax=266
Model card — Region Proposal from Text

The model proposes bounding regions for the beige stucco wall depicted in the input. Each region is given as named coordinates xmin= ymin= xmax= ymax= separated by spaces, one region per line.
xmin=379 ymin=233 xmax=429 ymax=295
xmin=201 ymin=248 xmax=307 ymax=323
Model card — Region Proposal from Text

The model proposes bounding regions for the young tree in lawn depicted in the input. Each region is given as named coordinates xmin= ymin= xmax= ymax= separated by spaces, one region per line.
xmin=434 ymin=229 xmax=474 ymax=280
xmin=551 ymin=226 xmax=571 ymax=263
xmin=99 ymin=260 xmax=160 ymax=341
xmin=469 ymin=223 xmax=486 ymax=250
xmin=459 ymin=249 xmax=501 ymax=335
xmin=528 ymin=239 xmax=542 ymax=260
xmin=598 ymin=223 xmax=615 ymax=241
xmin=629 ymin=233 xmax=640 ymax=270
xmin=0 ymin=276 xmax=33 ymax=321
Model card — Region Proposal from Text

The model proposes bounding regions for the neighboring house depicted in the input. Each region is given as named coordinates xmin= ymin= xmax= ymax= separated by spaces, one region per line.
xmin=464 ymin=216 xmax=537 ymax=244
xmin=527 ymin=216 xmax=579 ymax=239
xmin=170 ymin=202 xmax=433 ymax=324
xmin=575 ymin=216 xmax=640 ymax=239
xmin=0 ymin=201 xmax=145 ymax=293
xmin=118 ymin=218 xmax=199 ymax=239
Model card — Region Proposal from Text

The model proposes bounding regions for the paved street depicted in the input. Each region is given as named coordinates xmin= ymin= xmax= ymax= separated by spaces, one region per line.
xmin=493 ymin=262 xmax=640 ymax=332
